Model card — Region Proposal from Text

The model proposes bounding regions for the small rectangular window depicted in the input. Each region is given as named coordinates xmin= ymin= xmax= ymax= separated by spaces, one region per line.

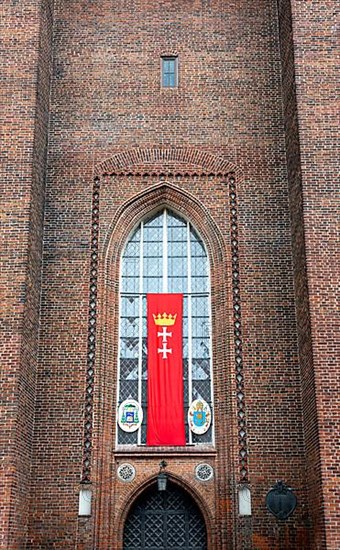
xmin=162 ymin=56 xmax=178 ymax=88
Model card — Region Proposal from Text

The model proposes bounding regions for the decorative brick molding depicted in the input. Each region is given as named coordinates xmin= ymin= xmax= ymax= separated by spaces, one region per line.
xmin=102 ymin=179 xmax=227 ymax=268
xmin=82 ymin=154 xmax=248 ymax=492
xmin=95 ymin=147 xmax=239 ymax=178
xmin=228 ymin=175 xmax=249 ymax=483
xmin=84 ymin=151 xmax=249 ymax=492
xmin=82 ymin=178 xmax=100 ymax=483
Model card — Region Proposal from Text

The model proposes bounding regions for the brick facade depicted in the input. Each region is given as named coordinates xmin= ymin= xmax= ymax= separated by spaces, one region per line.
xmin=1 ymin=1 xmax=338 ymax=549
xmin=0 ymin=1 xmax=53 ymax=548
xmin=277 ymin=1 xmax=339 ymax=547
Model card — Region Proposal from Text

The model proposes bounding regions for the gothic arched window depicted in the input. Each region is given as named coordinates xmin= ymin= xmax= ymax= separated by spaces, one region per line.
xmin=117 ymin=208 xmax=213 ymax=446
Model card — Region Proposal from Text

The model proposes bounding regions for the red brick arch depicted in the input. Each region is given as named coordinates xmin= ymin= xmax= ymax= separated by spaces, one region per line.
xmin=116 ymin=472 xmax=215 ymax=550
xmin=93 ymin=176 xmax=236 ymax=549
xmin=95 ymin=147 xmax=240 ymax=178
xmin=102 ymin=180 xmax=227 ymax=271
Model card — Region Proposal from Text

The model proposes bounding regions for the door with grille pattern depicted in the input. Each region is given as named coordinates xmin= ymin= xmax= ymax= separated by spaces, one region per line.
xmin=123 ymin=482 xmax=207 ymax=549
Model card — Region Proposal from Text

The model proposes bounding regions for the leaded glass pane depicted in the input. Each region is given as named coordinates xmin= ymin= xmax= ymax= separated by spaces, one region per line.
xmin=144 ymin=226 xmax=162 ymax=243
xmin=192 ymin=316 xmax=210 ymax=338
xmin=120 ymin=358 xmax=139 ymax=380
xmin=169 ymin=252 xmax=186 ymax=276
xmin=183 ymin=295 xmax=188 ymax=317
xmin=190 ymin=232 xmax=205 ymax=256
xmin=191 ymin=275 xmax=207 ymax=293
xmin=192 ymin=337 xmax=210 ymax=359
xmin=120 ymin=317 xmax=139 ymax=338
xmin=192 ymin=425 xmax=212 ymax=444
xmin=142 ymin=337 xmax=147 ymax=359
xmin=183 ymin=379 xmax=189 ymax=402
xmin=142 ymin=358 xmax=147 ymax=380
xmin=142 ymin=380 xmax=147 ymax=401
xmin=192 ymin=380 xmax=211 ymax=402
xmin=122 ymin=269 xmax=140 ymax=292
xmin=192 ymin=296 xmax=209 ymax=317
xmin=169 ymin=230 xmax=187 ymax=249
xmin=121 ymin=296 xmax=139 ymax=317
xmin=120 ymin=337 xmax=139 ymax=359
xmin=120 ymin=379 xmax=138 ymax=401
xmin=144 ymin=236 xmax=161 ymax=255
xmin=118 ymin=427 xmax=137 ymax=445
xmin=140 ymin=422 xmax=147 ymax=447
xmin=142 ymin=298 xmax=147 ymax=336
xmin=183 ymin=337 xmax=189 ymax=358
xmin=183 ymin=359 xmax=189 ymax=381
xmin=129 ymin=226 xmax=141 ymax=242
xmin=144 ymin=257 xmax=162 ymax=278
xmin=168 ymin=276 xmax=187 ymax=293
xmin=168 ymin=211 xmax=185 ymax=226
xmin=192 ymin=358 xmax=210 ymax=380
xmin=124 ymin=240 xmax=140 ymax=257
xmin=182 ymin=317 xmax=189 ymax=338
xmin=145 ymin=213 xmax=163 ymax=227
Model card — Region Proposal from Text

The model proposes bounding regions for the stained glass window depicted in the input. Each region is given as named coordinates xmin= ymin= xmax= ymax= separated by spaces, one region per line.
xmin=117 ymin=209 xmax=213 ymax=445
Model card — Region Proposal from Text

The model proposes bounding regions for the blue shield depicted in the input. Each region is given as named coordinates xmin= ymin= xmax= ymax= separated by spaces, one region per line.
xmin=193 ymin=411 xmax=206 ymax=427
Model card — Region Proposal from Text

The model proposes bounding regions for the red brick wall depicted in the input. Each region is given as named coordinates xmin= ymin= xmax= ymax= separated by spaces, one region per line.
xmin=0 ymin=1 xmax=53 ymax=548
xmin=277 ymin=1 xmax=325 ymax=547
xmin=286 ymin=2 xmax=339 ymax=548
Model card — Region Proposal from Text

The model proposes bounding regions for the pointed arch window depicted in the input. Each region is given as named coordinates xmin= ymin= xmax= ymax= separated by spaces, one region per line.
xmin=117 ymin=208 xmax=213 ymax=446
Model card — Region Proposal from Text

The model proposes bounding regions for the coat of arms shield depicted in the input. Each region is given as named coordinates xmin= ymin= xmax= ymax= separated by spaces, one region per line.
xmin=118 ymin=399 xmax=143 ymax=433
xmin=188 ymin=399 xmax=211 ymax=435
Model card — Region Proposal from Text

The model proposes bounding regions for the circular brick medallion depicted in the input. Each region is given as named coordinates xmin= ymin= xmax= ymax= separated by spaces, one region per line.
xmin=195 ymin=463 xmax=214 ymax=482
xmin=117 ymin=463 xmax=136 ymax=482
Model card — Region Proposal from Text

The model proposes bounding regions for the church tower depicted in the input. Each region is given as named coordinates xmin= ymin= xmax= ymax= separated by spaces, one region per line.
xmin=1 ymin=1 xmax=338 ymax=549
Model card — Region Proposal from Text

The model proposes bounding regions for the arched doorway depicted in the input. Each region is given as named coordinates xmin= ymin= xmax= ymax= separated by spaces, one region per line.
xmin=123 ymin=481 xmax=208 ymax=549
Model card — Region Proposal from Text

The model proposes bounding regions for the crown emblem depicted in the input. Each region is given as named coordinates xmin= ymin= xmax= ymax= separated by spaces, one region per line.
xmin=153 ymin=313 xmax=177 ymax=326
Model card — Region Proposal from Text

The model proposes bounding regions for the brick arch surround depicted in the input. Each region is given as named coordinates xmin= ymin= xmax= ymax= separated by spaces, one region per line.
xmin=116 ymin=473 xmax=214 ymax=550
xmin=95 ymin=147 xmax=240 ymax=178
xmin=92 ymin=180 xmax=235 ymax=548
xmin=103 ymin=180 xmax=226 ymax=269
xmin=85 ymin=149 xmax=246 ymax=549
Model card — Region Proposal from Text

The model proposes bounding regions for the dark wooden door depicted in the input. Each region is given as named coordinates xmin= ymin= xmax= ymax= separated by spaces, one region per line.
xmin=123 ymin=482 xmax=207 ymax=549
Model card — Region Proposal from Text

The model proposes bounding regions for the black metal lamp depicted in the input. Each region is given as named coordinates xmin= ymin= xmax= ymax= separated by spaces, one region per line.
xmin=157 ymin=460 xmax=168 ymax=492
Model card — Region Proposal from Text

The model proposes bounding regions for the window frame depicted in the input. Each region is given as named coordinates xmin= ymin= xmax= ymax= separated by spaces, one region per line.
xmin=116 ymin=208 xmax=214 ymax=447
xmin=161 ymin=56 xmax=179 ymax=88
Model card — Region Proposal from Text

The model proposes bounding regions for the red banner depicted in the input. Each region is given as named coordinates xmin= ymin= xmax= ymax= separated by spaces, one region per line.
xmin=146 ymin=294 xmax=185 ymax=446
